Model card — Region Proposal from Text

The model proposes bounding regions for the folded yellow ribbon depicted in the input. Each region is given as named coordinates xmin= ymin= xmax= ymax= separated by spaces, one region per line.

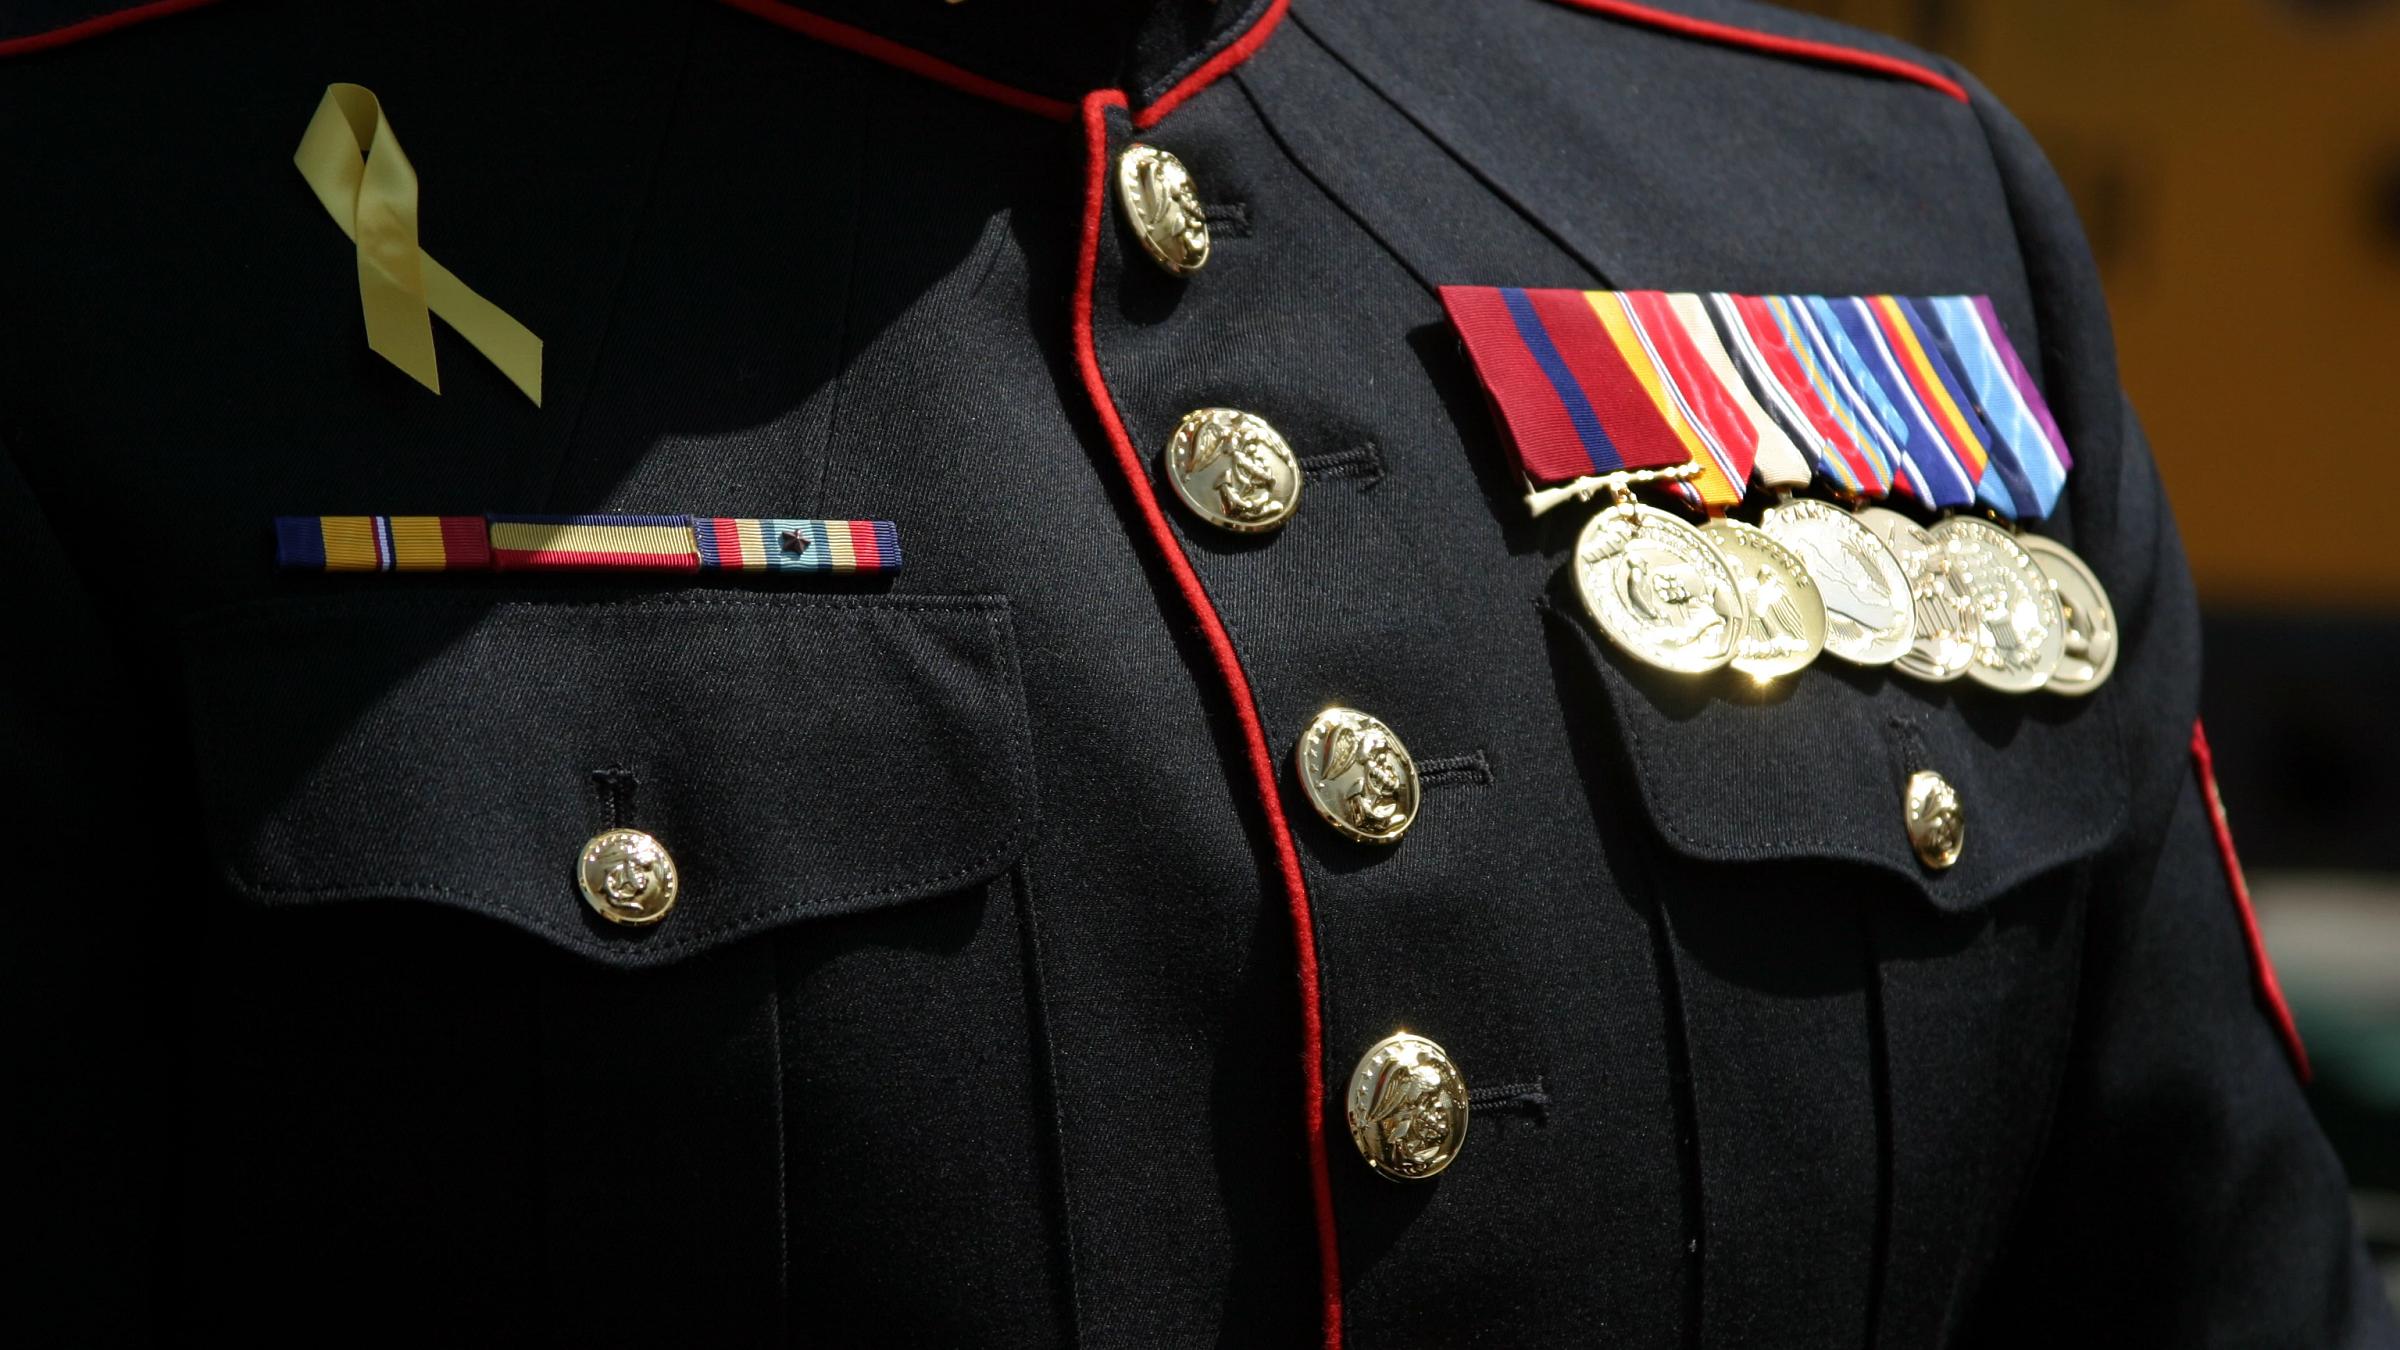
xmin=293 ymin=83 xmax=543 ymax=405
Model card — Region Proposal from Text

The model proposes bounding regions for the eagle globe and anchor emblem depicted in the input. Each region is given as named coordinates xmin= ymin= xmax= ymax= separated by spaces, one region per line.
xmin=1346 ymin=1031 xmax=1471 ymax=1182
xmin=576 ymin=827 xmax=681 ymax=926
xmin=1296 ymin=707 xmax=1420 ymax=845
xmin=1165 ymin=407 xmax=1302 ymax=533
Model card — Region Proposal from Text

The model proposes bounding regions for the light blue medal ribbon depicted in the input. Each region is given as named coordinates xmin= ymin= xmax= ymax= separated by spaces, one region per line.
xmin=1784 ymin=296 xmax=1929 ymax=503
xmin=1808 ymin=296 xmax=1980 ymax=509
xmin=1920 ymin=296 xmax=2071 ymax=520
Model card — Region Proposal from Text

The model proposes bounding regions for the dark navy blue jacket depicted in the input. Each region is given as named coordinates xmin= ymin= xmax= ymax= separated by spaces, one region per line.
xmin=2 ymin=0 xmax=2390 ymax=1344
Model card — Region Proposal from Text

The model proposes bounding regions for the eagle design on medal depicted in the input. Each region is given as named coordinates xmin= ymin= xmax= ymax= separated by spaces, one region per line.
xmin=1808 ymin=529 xmax=1903 ymax=635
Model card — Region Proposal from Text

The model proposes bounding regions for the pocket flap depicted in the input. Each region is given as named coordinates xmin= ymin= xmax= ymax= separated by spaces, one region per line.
xmin=179 ymin=592 xmax=1036 ymax=967
xmin=1553 ymin=598 xmax=2125 ymax=910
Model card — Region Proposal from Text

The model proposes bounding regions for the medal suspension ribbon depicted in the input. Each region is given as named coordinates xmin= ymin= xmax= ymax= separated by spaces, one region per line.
xmin=1804 ymin=295 xmax=1989 ymax=508
xmin=1917 ymin=296 xmax=2074 ymax=522
xmin=1438 ymin=286 xmax=1703 ymax=512
xmin=1708 ymin=294 xmax=1897 ymax=501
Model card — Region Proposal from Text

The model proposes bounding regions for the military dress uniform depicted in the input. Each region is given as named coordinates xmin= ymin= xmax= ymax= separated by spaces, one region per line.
xmin=2 ymin=0 xmax=2392 ymax=1345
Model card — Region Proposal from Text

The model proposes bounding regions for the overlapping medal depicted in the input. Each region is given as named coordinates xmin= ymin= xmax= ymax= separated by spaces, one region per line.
xmin=1441 ymin=284 xmax=2116 ymax=695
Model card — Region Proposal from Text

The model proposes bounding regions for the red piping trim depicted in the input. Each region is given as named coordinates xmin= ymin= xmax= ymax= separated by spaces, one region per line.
xmin=0 ymin=0 xmax=224 ymax=58
xmin=2191 ymin=719 xmax=2311 ymax=1082
xmin=715 ymin=0 xmax=1076 ymax=121
xmin=1134 ymin=0 xmax=1291 ymax=129
xmin=1073 ymin=89 xmax=1344 ymax=1347
xmin=714 ymin=0 xmax=1285 ymax=127
xmin=1538 ymin=0 xmax=1968 ymax=103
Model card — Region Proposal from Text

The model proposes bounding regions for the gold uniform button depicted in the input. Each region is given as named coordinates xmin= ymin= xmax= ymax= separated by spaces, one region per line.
xmin=577 ymin=828 xmax=680 ymax=926
xmin=1904 ymin=770 xmax=1964 ymax=870
xmin=1347 ymin=1031 xmax=1469 ymax=1182
xmin=1295 ymin=707 xmax=1419 ymax=844
xmin=1115 ymin=142 xmax=1211 ymax=276
xmin=1165 ymin=408 xmax=1301 ymax=534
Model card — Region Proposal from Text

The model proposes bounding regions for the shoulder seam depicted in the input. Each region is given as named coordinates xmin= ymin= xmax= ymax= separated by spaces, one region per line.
xmin=1536 ymin=0 xmax=1967 ymax=102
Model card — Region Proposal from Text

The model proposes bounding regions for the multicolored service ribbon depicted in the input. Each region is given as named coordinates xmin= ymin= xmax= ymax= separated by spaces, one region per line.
xmin=1444 ymin=286 xmax=2077 ymax=520
xmin=1865 ymin=294 xmax=1995 ymax=491
xmin=275 ymin=514 xmax=904 ymax=574
xmin=1780 ymin=296 xmax=1927 ymax=500
xmin=274 ymin=515 xmax=492 ymax=571
xmin=1919 ymin=296 xmax=2072 ymax=520
xmin=1438 ymin=285 xmax=1694 ymax=486
xmin=1805 ymin=296 xmax=1987 ymax=508
xmin=486 ymin=515 xmax=699 ymax=572
xmin=1711 ymin=294 xmax=1897 ymax=499
xmin=690 ymin=518 xmax=901 ymax=572
xmin=1662 ymin=293 xmax=1811 ymax=498
xmin=1614 ymin=290 xmax=1756 ymax=511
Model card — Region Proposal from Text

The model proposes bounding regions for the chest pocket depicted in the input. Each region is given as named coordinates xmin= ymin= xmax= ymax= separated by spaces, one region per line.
xmin=1582 ymin=611 xmax=2127 ymax=908
xmin=180 ymin=590 xmax=1035 ymax=963
xmin=1547 ymin=592 xmax=2119 ymax=1344
xmin=169 ymin=589 xmax=1066 ymax=1344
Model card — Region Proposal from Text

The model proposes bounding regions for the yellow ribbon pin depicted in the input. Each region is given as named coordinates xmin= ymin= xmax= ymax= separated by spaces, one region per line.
xmin=293 ymin=83 xmax=543 ymax=405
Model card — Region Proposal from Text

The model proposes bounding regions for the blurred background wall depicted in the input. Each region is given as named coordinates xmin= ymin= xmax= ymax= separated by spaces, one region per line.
xmin=1776 ymin=0 xmax=2400 ymax=1301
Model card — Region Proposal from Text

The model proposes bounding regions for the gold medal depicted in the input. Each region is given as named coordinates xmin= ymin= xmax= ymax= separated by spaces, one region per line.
xmin=1930 ymin=516 xmax=2065 ymax=693
xmin=2017 ymin=534 xmax=2117 ymax=695
xmin=1698 ymin=518 xmax=1825 ymax=681
xmin=1573 ymin=501 xmax=1747 ymax=676
xmin=1857 ymin=506 xmax=1975 ymax=683
xmin=1757 ymin=499 xmax=1915 ymax=666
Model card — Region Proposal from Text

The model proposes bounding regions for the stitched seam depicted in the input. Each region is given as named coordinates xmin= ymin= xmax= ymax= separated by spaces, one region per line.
xmin=766 ymin=954 xmax=792 ymax=1327
xmin=225 ymin=795 xmax=1031 ymax=950
xmin=1863 ymin=915 xmax=1895 ymax=1349
xmin=1539 ymin=596 xmax=2128 ymax=884
xmin=1229 ymin=61 xmax=1442 ymax=298
xmin=1014 ymin=854 xmax=1085 ymax=1345
xmin=524 ymin=6 xmax=698 ymax=507
xmin=1643 ymin=853 xmax=1706 ymax=1349
xmin=1284 ymin=9 xmax=1610 ymax=288
xmin=217 ymin=607 xmax=1037 ymax=958
xmin=1948 ymin=856 xmax=2090 ymax=1339
xmin=810 ymin=83 xmax=877 ymax=512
